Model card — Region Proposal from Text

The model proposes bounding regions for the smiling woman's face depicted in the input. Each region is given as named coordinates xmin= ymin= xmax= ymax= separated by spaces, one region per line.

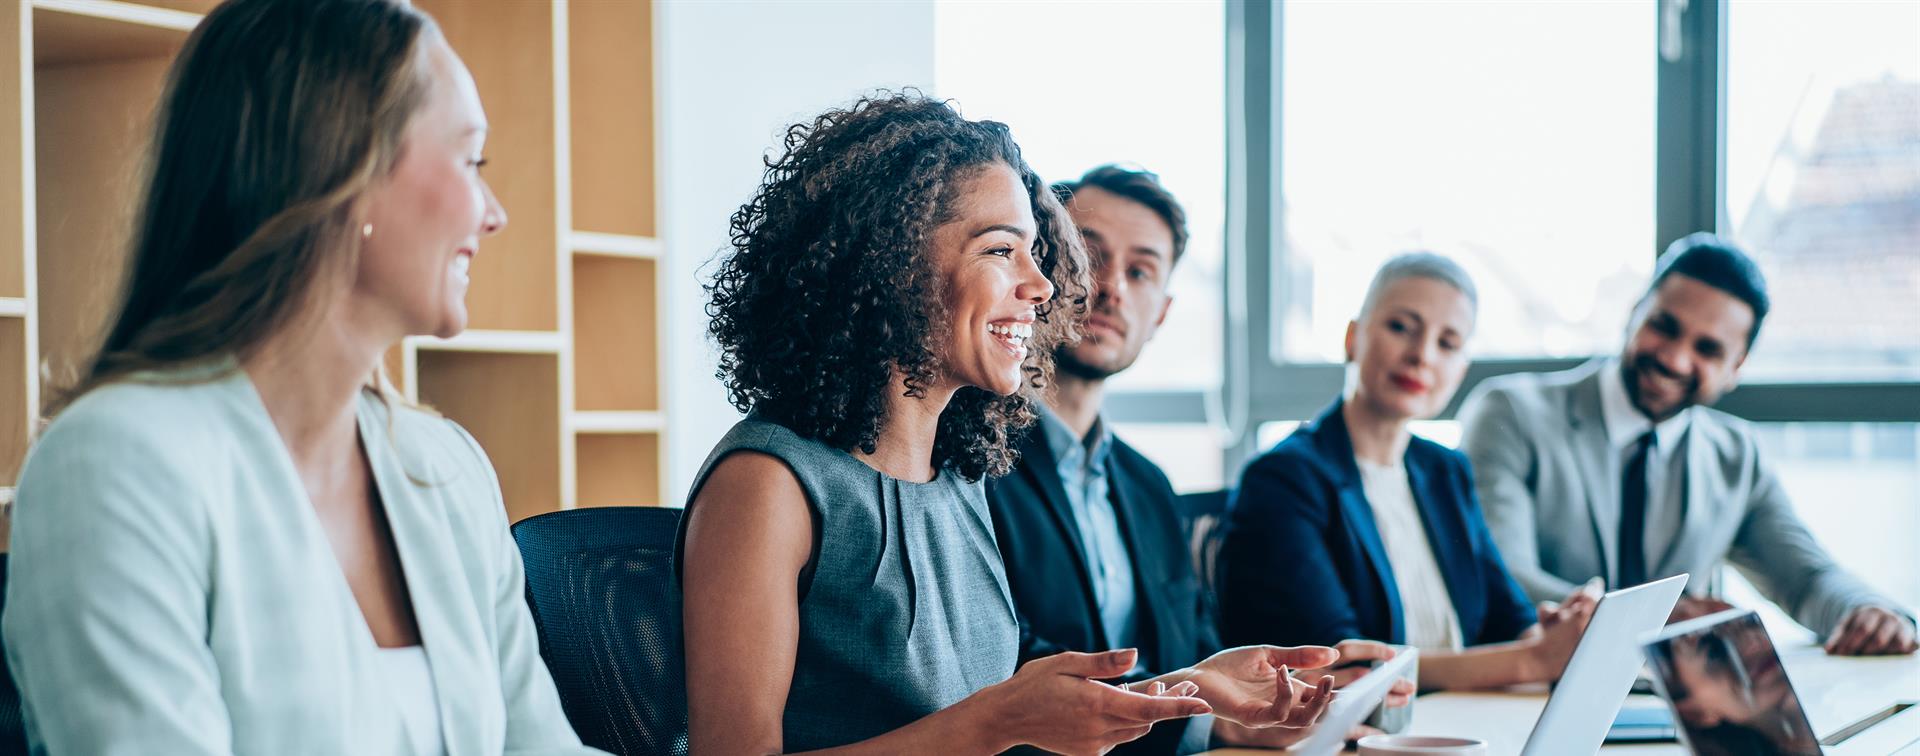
xmin=930 ymin=163 xmax=1055 ymax=397
xmin=354 ymin=34 xmax=507 ymax=341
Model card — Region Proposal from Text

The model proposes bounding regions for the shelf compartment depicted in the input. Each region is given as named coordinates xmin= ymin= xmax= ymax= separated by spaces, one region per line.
xmin=32 ymin=8 xmax=179 ymax=386
xmin=0 ymin=316 xmax=25 ymax=551
xmin=0 ymin=318 xmax=26 ymax=488
xmin=31 ymin=1 xmax=197 ymax=67
xmin=567 ymin=0 xmax=653 ymax=238
xmin=416 ymin=349 xmax=561 ymax=524
xmin=571 ymin=254 xmax=656 ymax=412
xmin=575 ymin=431 xmax=660 ymax=508
xmin=414 ymin=0 xmax=555 ymax=332
xmin=0 ymin=5 xmax=23 ymax=300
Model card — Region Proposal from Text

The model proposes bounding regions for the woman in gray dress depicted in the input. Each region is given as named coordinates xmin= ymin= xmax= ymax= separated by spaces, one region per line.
xmin=678 ymin=92 xmax=1343 ymax=755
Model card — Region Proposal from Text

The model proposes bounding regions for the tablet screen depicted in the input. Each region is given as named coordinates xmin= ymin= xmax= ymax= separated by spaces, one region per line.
xmin=1644 ymin=611 xmax=1822 ymax=756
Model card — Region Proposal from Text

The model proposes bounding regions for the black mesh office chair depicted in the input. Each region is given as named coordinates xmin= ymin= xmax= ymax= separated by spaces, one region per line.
xmin=0 ymin=553 xmax=27 ymax=755
xmin=1175 ymin=490 xmax=1232 ymax=628
xmin=513 ymin=507 xmax=687 ymax=756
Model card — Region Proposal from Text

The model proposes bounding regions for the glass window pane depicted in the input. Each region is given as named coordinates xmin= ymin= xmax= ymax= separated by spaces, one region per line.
xmin=1252 ymin=419 xmax=1460 ymax=456
xmin=1723 ymin=422 xmax=1920 ymax=642
xmin=1109 ymin=423 xmax=1225 ymax=494
xmin=935 ymin=0 xmax=1225 ymax=391
xmin=1725 ymin=2 xmax=1920 ymax=381
xmin=1278 ymin=2 xmax=1656 ymax=363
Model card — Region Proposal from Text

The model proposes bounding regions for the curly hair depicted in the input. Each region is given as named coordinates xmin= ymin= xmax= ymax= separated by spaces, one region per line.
xmin=707 ymin=92 xmax=1090 ymax=481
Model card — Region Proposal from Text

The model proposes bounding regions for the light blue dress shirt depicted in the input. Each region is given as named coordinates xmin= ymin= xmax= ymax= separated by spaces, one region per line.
xmin=1036 ymin=408 xmax=1139 ymax=654
xmin=1037 ymin=408 xmax=1214 ymax=752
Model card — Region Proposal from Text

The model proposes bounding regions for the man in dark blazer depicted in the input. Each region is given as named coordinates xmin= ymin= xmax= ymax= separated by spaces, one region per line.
xmin=988 ymin=166 xmax=1397 ymax=753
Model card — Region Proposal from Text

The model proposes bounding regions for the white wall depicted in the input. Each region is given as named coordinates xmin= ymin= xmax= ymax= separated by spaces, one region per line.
xmin=657 ymin=1 xmax=937 ymax=504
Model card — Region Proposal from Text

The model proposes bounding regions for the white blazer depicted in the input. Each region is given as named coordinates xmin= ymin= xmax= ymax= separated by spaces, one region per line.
xmin=2 ymin=363 xmax=603 ymax=755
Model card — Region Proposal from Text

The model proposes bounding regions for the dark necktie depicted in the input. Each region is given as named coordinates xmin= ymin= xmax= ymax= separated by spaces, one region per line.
xmin=1618 ymin=431 xmax=1656 ymax=588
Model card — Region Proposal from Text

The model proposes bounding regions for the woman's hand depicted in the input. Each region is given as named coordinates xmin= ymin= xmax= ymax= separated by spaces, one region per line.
xmin=1323 ymin=640 xmax=1416 ymax=708
xmin=1170 ymin=645 xmax=1338 ymax=729
xmin=968 ymin=649 xmax=1212 ymax=756
xmin=1524 ymin=587 xmax=1599 ymax=680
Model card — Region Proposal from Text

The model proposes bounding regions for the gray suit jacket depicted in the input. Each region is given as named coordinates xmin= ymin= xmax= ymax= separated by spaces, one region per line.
xmin=1457 ymin=360 xmax=1901 ymax=638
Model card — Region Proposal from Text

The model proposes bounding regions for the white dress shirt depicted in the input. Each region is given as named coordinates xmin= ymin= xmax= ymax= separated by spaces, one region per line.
xmin=1356 ymin=457 xmax=1465 ymax=651
xmin=380 ymin=646 xmax=447 ymax=756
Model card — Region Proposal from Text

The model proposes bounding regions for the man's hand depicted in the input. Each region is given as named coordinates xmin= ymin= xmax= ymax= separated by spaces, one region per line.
xmin=1825 ymin=606 xmax=1918 ymax=656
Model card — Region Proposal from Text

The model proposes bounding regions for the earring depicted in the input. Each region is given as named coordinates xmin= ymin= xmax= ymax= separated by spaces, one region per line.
xmin=361 ymin=223 xmax=374 ymax=239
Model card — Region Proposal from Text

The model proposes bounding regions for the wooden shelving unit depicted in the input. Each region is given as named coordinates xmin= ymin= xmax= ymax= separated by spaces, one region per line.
xmin=0 ymin=0 xmax=669 ymax=545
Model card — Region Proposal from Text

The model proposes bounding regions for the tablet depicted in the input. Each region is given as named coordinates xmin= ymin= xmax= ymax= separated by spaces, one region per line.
xmin=1294 ymin=647 xmax=1420 ymax=756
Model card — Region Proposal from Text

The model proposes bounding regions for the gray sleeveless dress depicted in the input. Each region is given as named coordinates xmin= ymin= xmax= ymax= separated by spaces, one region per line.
xmin=674 ymin=416 xmax=1020 ymax=751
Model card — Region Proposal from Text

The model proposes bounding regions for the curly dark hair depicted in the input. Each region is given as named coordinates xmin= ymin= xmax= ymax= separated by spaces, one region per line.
xmin=707 ymin=92 xmax=1090 ymax=481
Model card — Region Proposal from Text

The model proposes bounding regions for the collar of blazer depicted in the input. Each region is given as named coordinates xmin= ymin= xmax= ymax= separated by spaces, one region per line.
xmin=1014 ymin=420 xmax=1178 ymax=663
xmin=1563 ymin=361 xmax=1626 ymax=585
xmin=1300 ymin=398 xmax=1477 ymax=643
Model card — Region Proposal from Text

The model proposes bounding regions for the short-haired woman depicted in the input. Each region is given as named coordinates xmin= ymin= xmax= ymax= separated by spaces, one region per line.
xmin=1221 ymin=253 xmax=1597 ymax=691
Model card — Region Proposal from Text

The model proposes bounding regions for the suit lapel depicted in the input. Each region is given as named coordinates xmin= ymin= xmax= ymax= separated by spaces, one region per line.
xmin=1016 ymin=430 xmax=1104 ymax=633
xmin=1659 ymin=418 xmax=1714 ymax=581
xmin=1319 ymin=404 xmax=1406 ymax=643
xmin=1106 ymin=452 xmax=1172 ymax=672
xmin=1567 ymin=366 xmax=1623 ymax=586
xmin=356 ymin=396 xmax=475 ymax=756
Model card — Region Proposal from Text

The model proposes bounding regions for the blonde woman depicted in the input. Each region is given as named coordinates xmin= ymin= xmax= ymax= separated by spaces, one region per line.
xmin=2 ymin=1 xmax=596 ymax=752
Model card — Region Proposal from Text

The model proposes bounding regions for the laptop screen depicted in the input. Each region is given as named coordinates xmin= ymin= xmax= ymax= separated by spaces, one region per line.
xmin=1644 ymin=610 xmax=1823 ymax=756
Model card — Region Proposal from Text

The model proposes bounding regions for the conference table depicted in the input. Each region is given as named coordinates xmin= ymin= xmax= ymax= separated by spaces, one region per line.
xmin=1203 ymin=642 xmax=1920 ymax=755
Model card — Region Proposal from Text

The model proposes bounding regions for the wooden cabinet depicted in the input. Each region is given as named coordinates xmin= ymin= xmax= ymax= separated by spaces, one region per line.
xmin=0 ymin=0 xmax=669 ymax=546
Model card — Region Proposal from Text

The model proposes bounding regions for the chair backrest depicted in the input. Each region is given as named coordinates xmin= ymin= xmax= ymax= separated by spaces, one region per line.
xmin=513 ymin=507 xmax=687 ymax=756
xmin=1175 ymin=490 xmax=1231 ymax=630
xmin=0 ymin=553 xmax=27 ymax=756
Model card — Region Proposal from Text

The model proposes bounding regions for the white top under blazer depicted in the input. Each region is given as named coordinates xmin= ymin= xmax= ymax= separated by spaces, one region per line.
xmin=1 ymin=361 xmax=602 ymax=755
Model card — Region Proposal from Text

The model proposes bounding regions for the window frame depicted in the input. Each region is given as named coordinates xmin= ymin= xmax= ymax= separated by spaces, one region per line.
xmin=1103 ymin=0 xmax=1920 ymax=479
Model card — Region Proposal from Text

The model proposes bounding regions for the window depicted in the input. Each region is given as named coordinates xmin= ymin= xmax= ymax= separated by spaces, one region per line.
xmin=1724 ymin=1 xmax=1920 ymax=381
xmin=1724 ymin=422 xmax=1920 ymax=642
xmin=934 ymin=0 xmax=1226 ymax=391
xmin=1112 ymin=423 xmax=1225 ymax=494
xmin=1276 ymin=1 xmax=1656 ymax=364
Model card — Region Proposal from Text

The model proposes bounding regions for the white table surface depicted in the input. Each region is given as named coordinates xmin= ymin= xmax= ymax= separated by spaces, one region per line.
xmin=1205 ymin=642 xmax=1920 ymax=755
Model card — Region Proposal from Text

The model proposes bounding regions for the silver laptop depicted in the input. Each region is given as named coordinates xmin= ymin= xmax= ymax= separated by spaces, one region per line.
xmin=1644 ymin=609 xmax=1920 ymax=755
xmin=1294 ymin=646 xmax=1420 ymax=756
xmin=1518 ymin=574 xmax=1690 ymax=755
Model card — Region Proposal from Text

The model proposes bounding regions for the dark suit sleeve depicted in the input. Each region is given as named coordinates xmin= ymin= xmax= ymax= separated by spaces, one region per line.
xmin=1196 ymin=590 xmax=1222 ymax=658
xmin=1220 ymin=451 xmax=1366 ymax=648
xmin=1014 ymin=613 xmax=1071 ymax=665
xmin=1455 ymin=453 xmax=1538 ymax=644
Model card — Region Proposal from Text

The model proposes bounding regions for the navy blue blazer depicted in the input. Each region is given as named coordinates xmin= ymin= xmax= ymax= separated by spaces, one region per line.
xmin=1219 ymin=401 xmax=1536 ymax=649
xmin=986 ymin=426 xmax=1217 ymax=756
